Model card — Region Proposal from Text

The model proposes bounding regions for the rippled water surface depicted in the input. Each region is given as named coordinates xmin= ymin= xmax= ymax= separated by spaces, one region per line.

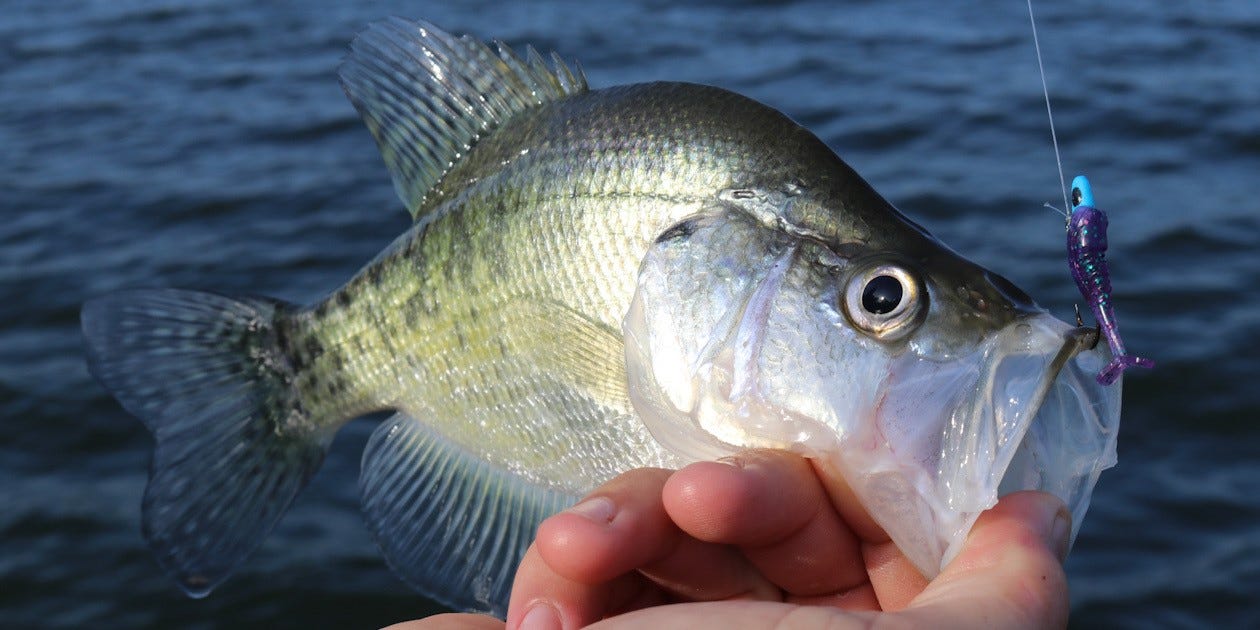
xmin=2 ymin=1 xmax=1257 ymax=628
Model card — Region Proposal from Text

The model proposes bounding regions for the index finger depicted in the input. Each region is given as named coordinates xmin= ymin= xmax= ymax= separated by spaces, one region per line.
xmin=662 ymin=450 xmax=875 ymax=606
xmin=810 ymin=456 xmax=930 ymax=609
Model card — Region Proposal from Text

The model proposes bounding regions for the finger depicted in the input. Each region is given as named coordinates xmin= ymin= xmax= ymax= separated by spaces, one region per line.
xmin=383 ymin=613 xmax=503 ymax=629
xmin=532 ymin=467 xmax=774 ymax=601
xmin=587 ymin=601 xmax=876 ymax=630
xmin=636 ymin=533 xmax=781 ymax=603
xmin=859 ymin=537 xmax=929 ymax=610
xmin=534 ymin=468 xmax=675 ymax=584
xmin=662 ymin=450 xmax=870 ymax=602
xmin=511 ymin=468 xmax=778 ymax=628
xmin=810 ymin=456 xmax=932 ymax=609
xmin=508 ymin=468 xmax=674 ymax=629
xmin=809 ymin=457 xmax=885 ymax=543
xmin=507 ymin=542 xmax=652 ymax=630
xmin=896 ymin=491 xmax=1071 ymax=629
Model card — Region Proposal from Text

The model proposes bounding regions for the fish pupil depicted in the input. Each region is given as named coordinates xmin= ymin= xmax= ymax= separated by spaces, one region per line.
xmin=862 ymin=275 xmax=903 ymax=315
xmin=1071 ymin=187 xmax=1083 ymax=208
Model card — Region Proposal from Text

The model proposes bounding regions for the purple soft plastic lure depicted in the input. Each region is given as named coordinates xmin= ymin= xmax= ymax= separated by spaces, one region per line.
xmin=1067 ymin=175 xmax=1154 ymax=385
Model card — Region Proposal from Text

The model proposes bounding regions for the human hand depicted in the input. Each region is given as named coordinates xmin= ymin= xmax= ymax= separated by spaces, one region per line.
xmin=393 ymin=449 xmax=1071 ymax=629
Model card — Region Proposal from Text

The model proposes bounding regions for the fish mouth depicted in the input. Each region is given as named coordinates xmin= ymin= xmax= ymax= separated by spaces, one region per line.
xmin=851 ymin=313 xmax=1122 ymax=577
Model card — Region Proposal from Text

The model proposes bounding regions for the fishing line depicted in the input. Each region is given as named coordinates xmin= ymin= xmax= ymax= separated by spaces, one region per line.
xmin=1026 ymin=0 xmax=1071 ymax=217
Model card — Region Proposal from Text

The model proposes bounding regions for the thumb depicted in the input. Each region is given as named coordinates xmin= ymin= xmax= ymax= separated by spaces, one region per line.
xmin=895 ymin=491 xmax=1072 ymax=629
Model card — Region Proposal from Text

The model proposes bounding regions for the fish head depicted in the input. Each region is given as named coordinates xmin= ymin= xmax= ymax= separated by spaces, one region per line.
xmin=623 ymin=184 xmax=1121 ymax=577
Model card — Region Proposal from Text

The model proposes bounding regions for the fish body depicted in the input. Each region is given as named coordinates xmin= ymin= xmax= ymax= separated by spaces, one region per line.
xmin=1067 ymin=175 xmax=1154 ymax=385
xmin=82 ymin=18 xmax=1122 ymax=615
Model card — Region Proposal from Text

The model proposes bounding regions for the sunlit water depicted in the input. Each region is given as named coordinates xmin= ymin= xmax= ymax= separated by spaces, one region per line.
xmin=2 ymin=1 xmax=1257 ymax=628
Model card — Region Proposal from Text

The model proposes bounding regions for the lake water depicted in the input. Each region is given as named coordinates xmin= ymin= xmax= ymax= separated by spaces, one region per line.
xmin=2 ymin=0 xmax=1257 ymax=628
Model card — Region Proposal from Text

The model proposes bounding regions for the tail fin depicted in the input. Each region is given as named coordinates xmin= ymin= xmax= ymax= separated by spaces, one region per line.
xmin=82 ymin=289 xmax=333 ymax=597
xmin=1096 ymin=354 xmax=1155 ymax=386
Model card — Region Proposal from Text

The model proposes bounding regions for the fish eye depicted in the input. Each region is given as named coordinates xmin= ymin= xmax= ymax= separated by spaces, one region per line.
xmin=843 ymin=263 xmax=926 ymax=341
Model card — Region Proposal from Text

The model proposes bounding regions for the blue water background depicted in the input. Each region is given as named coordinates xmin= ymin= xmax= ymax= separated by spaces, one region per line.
xmin=2 ymin=0 xmax=1257 ymax=627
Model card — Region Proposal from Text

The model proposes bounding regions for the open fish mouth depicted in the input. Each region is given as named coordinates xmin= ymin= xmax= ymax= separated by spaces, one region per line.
xmin=852 ymin=314 xmax=1122 ymax=576
xmin=625 ymin=246 xmax=1123 ymax=577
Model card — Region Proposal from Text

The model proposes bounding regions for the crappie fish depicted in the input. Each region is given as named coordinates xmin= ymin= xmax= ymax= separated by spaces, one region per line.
xmin=82 ymin=18 xmax=1122 ymax=615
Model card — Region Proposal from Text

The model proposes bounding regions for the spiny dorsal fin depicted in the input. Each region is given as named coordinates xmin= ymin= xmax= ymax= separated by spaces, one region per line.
xmin=339 ymin=18 xmax=588 ymax=220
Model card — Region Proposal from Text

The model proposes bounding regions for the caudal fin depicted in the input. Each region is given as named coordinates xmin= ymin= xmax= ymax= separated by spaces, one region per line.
xmin=82 ymin=289 xmax=333 ymax=596
xmin=1096 ymin=354 xmax=1155 ymax=386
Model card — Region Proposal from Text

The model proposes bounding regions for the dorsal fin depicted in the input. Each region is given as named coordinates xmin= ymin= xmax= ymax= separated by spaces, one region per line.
xmin=339 ymin=18 xmax=588 ymax=220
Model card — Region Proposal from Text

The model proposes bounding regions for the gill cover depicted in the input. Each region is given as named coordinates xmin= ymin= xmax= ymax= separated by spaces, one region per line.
xmin=623 ymin=209 xmax=843 ymax=462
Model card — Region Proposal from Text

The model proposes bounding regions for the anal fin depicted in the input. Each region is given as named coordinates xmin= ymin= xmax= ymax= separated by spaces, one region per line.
xmin=360 ymin=411 xmax=575 ymax=615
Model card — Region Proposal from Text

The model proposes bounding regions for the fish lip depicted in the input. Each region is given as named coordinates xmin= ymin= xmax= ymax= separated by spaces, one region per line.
xmin=952 ymin=315 xmax=1119 ymax=556
xmin=850 ymin=312 xmax=1120 ymax=578
xmin=1046 ymin=324 xmax=1102 ymax=386
xmin=993 ymin=317 xmax=1121 ymax=541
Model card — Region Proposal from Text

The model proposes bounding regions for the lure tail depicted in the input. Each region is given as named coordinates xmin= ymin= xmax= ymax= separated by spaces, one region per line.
xmin=1097 ymin=353 xmax=1156 ymax=386
xmin=82 ymin=289 xmax=336 ymax=597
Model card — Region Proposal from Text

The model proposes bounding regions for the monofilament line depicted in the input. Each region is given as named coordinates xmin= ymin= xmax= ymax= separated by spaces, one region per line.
xmin=1026 ymin=0 xmax=1071 ymax=216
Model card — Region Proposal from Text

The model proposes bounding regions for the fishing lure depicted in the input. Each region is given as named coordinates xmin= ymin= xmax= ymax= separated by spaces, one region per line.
xmin=1027 ymin=0 xmax=1152 ymax=385
xmin=1066 ymin=175 xmax=1154 ymax=385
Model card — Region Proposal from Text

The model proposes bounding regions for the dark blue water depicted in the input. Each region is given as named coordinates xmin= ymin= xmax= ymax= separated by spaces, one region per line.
xmin=2 ymin=1 xmax=1256 ymax=628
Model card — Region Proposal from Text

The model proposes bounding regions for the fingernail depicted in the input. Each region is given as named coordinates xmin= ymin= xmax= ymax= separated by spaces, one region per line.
xmin=519 ymin=601 xmax=561 ymax=630
xmin=716 ymin=455 xmax=746 ymax=468
xmin=563 ymin=495 xmax=615 ymax=524
xmin=1050 ymin=508 xmax=1072 ymax=562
